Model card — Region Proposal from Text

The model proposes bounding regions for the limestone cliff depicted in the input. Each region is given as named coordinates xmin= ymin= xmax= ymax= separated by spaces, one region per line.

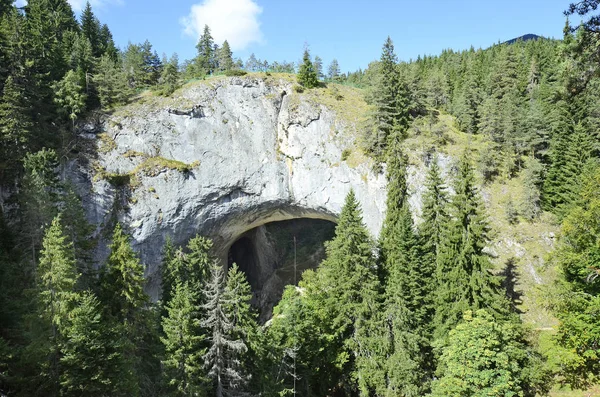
xmin=70 ymin=75 xmax=388 ymax=299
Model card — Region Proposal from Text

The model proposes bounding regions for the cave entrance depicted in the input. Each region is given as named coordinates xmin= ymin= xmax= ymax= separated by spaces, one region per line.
xmin=227 ymin=218 xmax=336 ymax=321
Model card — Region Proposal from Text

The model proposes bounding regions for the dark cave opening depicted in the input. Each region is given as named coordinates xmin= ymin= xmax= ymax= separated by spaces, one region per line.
xmin=226 ymin=218 xmax=337 ymax=320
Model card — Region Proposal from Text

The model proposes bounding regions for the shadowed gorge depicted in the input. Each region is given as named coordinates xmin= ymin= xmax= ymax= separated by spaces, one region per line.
xmin=227 ymin=218 xmax=336 ymax=320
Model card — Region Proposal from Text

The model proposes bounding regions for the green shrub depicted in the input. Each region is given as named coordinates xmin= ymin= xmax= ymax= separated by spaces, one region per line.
xmin=224 ymin=69 xmax=247 ymax=77
xmin=341 ymin=149 xmax=351 ymax=161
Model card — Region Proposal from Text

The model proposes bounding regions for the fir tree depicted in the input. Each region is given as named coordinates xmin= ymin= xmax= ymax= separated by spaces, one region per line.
xmin=297 ymin=48 xmax=319 ymax=88
xmin=313 ymin=55 xmax=323 ymax=80
xmin=52 ymin=69 xmax=86 ymax=128
xmin=94 ymin=54 xmax=132 ymax=108
xmin=420 ymin=154 xmax=450 ymax=262
xmin=158 ymin=53 xmax=180 ymax=96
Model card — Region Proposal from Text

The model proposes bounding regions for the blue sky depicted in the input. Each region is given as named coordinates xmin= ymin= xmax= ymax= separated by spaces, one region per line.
xmin=74 ymin=0 xmax=574 ymax=73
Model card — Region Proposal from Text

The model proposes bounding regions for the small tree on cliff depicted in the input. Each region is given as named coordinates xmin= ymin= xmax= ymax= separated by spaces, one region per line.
xmin=297 ymin=49 xmax=319 ymax=88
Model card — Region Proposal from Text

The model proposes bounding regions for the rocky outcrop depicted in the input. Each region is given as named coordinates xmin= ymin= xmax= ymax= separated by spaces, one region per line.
xmin=71 ymin=76 xmax=390 ymax=298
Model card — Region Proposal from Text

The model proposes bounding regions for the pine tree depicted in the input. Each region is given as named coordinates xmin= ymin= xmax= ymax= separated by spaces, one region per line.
xmin=161 ymin=282 xmax=207 ymax=396
xmin=100 ymin=223 xmax=159 ymax=395
xmin=521 ymin=156 xmax=544 ymax=221
xmin=433 ymin=152 xmax=509 ymax=342
xmin=201 ymin=262 xmax=248 ymax=397
xmin=196 ymin=25 xmax=215 ymax=75
xmin=60 ymin=292 xmax=136 ymax=396
xmin=297 ymin=48 xmax=319 ymax=88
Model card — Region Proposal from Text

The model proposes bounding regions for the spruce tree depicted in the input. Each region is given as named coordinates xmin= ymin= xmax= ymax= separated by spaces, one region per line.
xmin=0 ymin=75 xmax=32 ymax=176
xmin=368 ymin=36 xmax=410 ymax=160
xmin=60 ymin=292 xmax=136 ymax=396
xmin=419 ymin=154 xmax=450 ymax=262
xmin=34 ymin=215 xmax=79 ymax=396
xmin=94 ymin=54 xmax=132 ymax=108
xmin=158 ymin=53 xmax=180 ymax=96
xmin=80 ymin=1 xmax=102 ymax=57
xmin=216 ymin=40 xmax=233 ymax=71
xmin=196 ymin=25 xmax=215 ymax=75
xmin=433 ymin=152 xmax=509 ymax=342
xmin=378 ymin=139 xmax=434 ymax=394
xmin=52 ymin=69 xmax=86 ymax=128
xmin=302 ymin=190 xmax=380 ymax=394
xmin=297 ymin=48 xmax=319 ymax=88
xmin=327 ymin=59 xmax=340 ymax=81
xmin=201 ymin=262 xmax=248 ymax=397
xmin=161 ymin=282 xmax=207 ymax=396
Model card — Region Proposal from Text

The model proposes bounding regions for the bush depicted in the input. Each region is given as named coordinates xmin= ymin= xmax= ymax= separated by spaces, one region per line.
xmin=224 ymin=69 xmax=247 ymax=77
xmin=293 ymin=85 xmax=304 ymax=93
xmin=341 ymin=149 xmax=351 ymax=161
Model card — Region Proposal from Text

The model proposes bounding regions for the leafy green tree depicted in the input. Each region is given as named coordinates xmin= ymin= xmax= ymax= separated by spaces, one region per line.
xmin=313 ymin=55 xmax=323 ymax=80
xmin=297 ymin=48 xmax=319 ymax=88
xmin=431 ymin=310 xmax=538 ymax=397
xmin=303 ymin=190 xmax=379 ymax=394
xmin=161 ymin=282 xmax=207 ymax=396
xmin=434 ymin=152 xmax=509 ymax=342
xmin=60 ymin=291 xmax=136 ymax=396
xmin=196 ymin=25 xmax=215 ymax=75
xmin=521 ymin=156 xmax=544 ymax=221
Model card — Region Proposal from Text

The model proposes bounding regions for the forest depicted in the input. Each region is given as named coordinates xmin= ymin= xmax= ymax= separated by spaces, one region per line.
xmin=1 ymin=0 xmax=600 ymax=396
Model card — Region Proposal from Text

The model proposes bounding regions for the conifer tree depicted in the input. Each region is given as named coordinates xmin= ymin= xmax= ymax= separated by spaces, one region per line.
xmin=327 ymin=59 xmax=340 ymax=81
xmin=161 ymin=282 xmax=207 ymax=396
xmin=94 ymin=54 xmax=132 ymax=108
xmin=297 ymin=48 xmax=319 ymax=88
xmin=378 ymin=138 xmax=434 ymax=394
xmin=34 ymin=215 xmax=79 ymax=396
xmin=216 ymin=40 xmax=233 ymax=71
xmin=201 ymin=262 xmax=248 ymax=397
xmin=302 ymin=190 xmax=379 ymax=394
xmin=196 ymin=25 xmax=215 ymax=75
xmin=420 ymin=154 xmax=450 ymax=261
xmin=313 ymin=55 xmax=323 ymax=80
xmin=80 ymin=1 xmax=102 ymax=57
xmin=158 ymin=53 xmax=180 ymax=96
xmin=433 ymin=152 xmax=509 ymax=342
xmin=0 ymin=75 xmax=32 ymax=175
xmin=60 ymin=291 xmax=136 ymax=396
xmin=52 ymin=69 xmax=86 ymax=128
xmin=368 ymin=36 xmax=410 ymax=160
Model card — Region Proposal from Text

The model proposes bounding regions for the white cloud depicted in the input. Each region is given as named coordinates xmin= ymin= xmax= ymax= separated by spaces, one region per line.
xmin=68 ymin=0 xmax=123 ymax=12
xmin=181 ymin=0 xmax=263 ymax=51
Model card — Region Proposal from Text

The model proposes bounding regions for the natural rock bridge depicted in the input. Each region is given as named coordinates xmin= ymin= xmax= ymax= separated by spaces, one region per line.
xmin=70 ymin=76 xmax=388 ymax=313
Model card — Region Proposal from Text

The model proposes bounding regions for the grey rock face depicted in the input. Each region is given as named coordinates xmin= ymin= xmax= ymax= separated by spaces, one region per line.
xmin=73 ymin=77 xmax=389 ymax=298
